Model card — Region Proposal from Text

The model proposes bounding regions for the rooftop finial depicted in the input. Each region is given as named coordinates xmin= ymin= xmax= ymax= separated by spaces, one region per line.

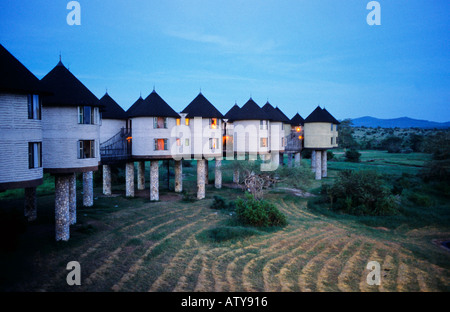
xmin=153 ymin=84 xmax=155 ymax=92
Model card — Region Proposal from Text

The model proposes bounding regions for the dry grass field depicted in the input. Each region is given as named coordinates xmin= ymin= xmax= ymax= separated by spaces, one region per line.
xmin=0 ymin=152 xmax=449 ymax=292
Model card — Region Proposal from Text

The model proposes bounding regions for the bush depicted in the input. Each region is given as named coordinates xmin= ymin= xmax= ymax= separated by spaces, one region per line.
xmin=345 ymin=149 xmax=361 ymax=163
xmin=406 ymin=192 xmax=432 ymax=207
xmin=322 ymin=170 xmax=398 ymax=216
xmin=235 ymin=193 xmax=287 ymax=227
xmin=181 ymin=191 xmax=196 ymax=202
xmin=327 ymin=150 xmax=334 ymax=160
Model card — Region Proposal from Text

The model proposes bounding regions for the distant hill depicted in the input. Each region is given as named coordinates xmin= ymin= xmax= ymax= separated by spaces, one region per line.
xmin=349 ymin=116 xmax=450 ymax=129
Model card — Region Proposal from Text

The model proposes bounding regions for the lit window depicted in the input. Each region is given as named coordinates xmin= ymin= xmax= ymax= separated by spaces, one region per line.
xmin=185 ymin=139 xmax=190 ymax=146
xmin=77 ymin=140 xmax=96 ymax=159
xmin=27 ymin=95 xmax=41 ymax=120
xmin=185 ymin=118 xmax=190 ymax=126
xmin=260 ymin=138 xmax=268 ymax=147
xmin=210 ymin=118 xmax=218 ymax=129
xmin=209 ymin=138 xmax=218 ymax=149
xmin=154 ymin=139 xmax=168 ymax=151
xmin=28 ymin=142 xmax=42 ymax=168
xmin=176 ymin=138 xmax=181 ymax=146
xmin=153 ymin=117 xmax=167 ymax=129
xmin=176 ymin=118 xmax=181 ymax=126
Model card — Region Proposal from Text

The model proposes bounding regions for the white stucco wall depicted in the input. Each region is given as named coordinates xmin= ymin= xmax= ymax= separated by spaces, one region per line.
xmin=0 ymin=93 xmax=43 ymax=185
xmin=304 ymin=122 xmax=339 ymax=149
xmin=100 ymin=119 xmax=126 ymax=143
xmin=232 ymin=120 xmax=270 ymax=155
xmin=131 ymin=116 xmax=179 ymax=157
xmin=42 ymin=106 xmax=100 ymax=170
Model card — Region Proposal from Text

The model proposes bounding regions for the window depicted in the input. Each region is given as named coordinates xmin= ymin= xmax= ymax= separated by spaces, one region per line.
xmin=331 ymin=124 xmax=334 ymax=131
xmin=176 ymin=138 xmax=181 ymax=146
xmin=210 ymin=118 xmax=218 ymax=129
xmin=260 ymin=120 xmax=268 ymax=130
xmin=282 ymin=137 xmax=285 ymax=147
xmin=154 ymin=139 xmax=168 ymax=151
xmin=282 ymin=123 xmax=284 ymax=130
xmin=77 ymin=140 xmax=96 ymax=159
xmin=209 ymin=138 xmax=219 ymax=150
xmin=331 ymin=137 xmax=334 ymax=145
xmin=176 ymin=118 xmax=181 ymax=126
xmin=28 ymin=142 xmax=42 ymax=169
xmin=153 ymin=117 xmax=167 ymax=129
xmin=185 ymin=139 xmax=190 ymax=146
xmin=185 ymin=118 xmax=190 ymax=126
xmin=260 ymin=138 xmax=268 ymax=148
xmin=27 ymin=95 xmax=41 ymax=120
xmin=78 ymin=106 xmax=99 ymax=124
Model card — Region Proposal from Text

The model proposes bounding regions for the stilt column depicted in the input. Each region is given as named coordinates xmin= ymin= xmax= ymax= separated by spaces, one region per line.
xmin=125 ymin=162 xmax=135 ymax=197
xmin=174 ymin=160 xmax=183 ymax=193
xmin=55 ymin=175 xmax=70 ymax=241
xmin=233 ymin=168 xmax=240 ymax=184
xmin=215 ymin=159 xmax=222 ymax=189
xmin=294 ymin=152 xmax=301 ymax=166
xmin=205 ymin=160 xmax=209 ymax=184
xmin=103 ymin=165 xmax=111 ymax=196
xmin=322 ymin=150 xmax=328 ymax=178
xmin=150 ymin=160 xmax=159 ymax=201
xmin=315 ymin=150 xmax=322 ymax=180
xmin=197 ymin=159 xmax=206 ymax=199
xmin=69 ymin=173 xmax=77 ymax=225
xmin=24 ymin=187 xmax=37 ymax=221
xmin=287 ymin=154 xmax=292 ymax=168
xmin=311 ymin=150 xmax=316 ymax=172
xmin=137 ymin=161 xmax=145 ymax=190
xmin=83 ymin=171 xmax=93 ymax=207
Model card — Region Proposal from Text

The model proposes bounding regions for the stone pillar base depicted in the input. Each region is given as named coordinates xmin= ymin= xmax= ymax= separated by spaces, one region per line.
xmin=315 ymin=150 xmax=322 ymax=180
xmin=174 ymin=160 xmax=182 ymax=193
xmin=233 ymin=168 xmax=240 ymax=184
xmin=150 ymin=160 xmax=159 ymax=201
xmin=55 ymin=175 xmax=70 ymax=241
xmin=311 ymin=150 xmax=316 ymax=172
xmin=126 ymin=162 xmax=135 ymax=197
xmin=294 ymin=152 xmax=301 ymax=166
xmin=83 ymin=171 xmax=94 ymax=207
xmin=69 ymin=173 xmax=76 ymax=225
xmin=197 ymin=159 xmax=206 ymax=200
xmin=215 ymin=159 xmax=222 ymax=189
xmin=137 ymin=161 xmax=145 ymax=190
xmin=322 ymin=150 xmax=328 ymax=178
xmin=103 ymin=165 xmax=111 ymax=196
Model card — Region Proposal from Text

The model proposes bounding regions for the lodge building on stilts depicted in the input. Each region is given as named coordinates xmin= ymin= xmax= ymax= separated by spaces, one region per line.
xmin=0 ymin=44 xmax=339 ymax=241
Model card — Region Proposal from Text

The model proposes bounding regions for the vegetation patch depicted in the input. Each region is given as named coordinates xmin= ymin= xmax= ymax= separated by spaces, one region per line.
xmin=235 ymin=193 xmax=288 ymax=227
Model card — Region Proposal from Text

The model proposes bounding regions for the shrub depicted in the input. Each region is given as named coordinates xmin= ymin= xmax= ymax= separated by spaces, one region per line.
xmin=345 ymin=149 xmax=361 ymax=163
xmin=181 ymin=191 xmax=196 ymax=202
xmin=235 ymin=193 xmax=287 ymax=227
xmin=407 ymin=192 xmax=432 ymax=207
xmin=322 ymin=170 xmax=398 ymax=216
xmin=327 ymin=150 xmax=334 ymax=160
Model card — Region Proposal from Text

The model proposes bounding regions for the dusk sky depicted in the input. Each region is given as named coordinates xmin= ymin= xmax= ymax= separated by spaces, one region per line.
xmin=0 ymin=1 xmax=449 ymax=122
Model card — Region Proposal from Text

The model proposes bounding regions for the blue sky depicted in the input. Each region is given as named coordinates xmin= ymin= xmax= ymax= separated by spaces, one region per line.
xmin=0 ymin=0 xmax=449 ymax=122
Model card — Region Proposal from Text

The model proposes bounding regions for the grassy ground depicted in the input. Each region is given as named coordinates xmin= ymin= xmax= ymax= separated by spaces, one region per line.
xmin=0 ymin=151 xmax=449 ymax=292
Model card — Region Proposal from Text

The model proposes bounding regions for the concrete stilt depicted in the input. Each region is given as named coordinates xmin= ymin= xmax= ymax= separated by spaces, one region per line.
xmin=137 ymin=161 xmax=145 ymax=190
xmin=233 ymin=168 xmax=240 ymax=184
xmin=272 ymin=152 xmax=280 ymax=168
xmin=197 ymin=159 xmax=206 ymax=200
xmin=24 ymin=187 xmax=37 ymax=221
xmin=322 ymin=150 xmax=328 ymax=178
xmin=279 ymin=153 xmax=284 ymax=166
xmin=205 ymin=160 xmax=209 ymax=184
xmin=294 ymin=152 xmax=301 ymax=166
xmin=215 ymin=158 xmax=222 ymax=189
xmin=125 ymin=162 xmax=135 ymax=197
xmin=174 ymin=160 xmax=183 ymax=193
xmin=315 ymin=151 xmax=322 ymax=180
xmin=55 ymin=175 xmax=70 ymax=241
xmin=69 ymin=173 xmax=77 ymax=225
xmin=83 ymin=171 xmax=94 ymax=207
xmin=311 ymin=150 xmax=316 ymax=172
xmin=103 ymin=165 xmax=111 ymax=196
xmin=150 ymin=160 xmax=159 ymax=201
xmin=287 ymin=153 xmax=292 ymax=168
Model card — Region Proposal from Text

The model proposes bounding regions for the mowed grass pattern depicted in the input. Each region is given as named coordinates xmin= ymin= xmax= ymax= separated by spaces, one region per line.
xmin=11 ymin=185 xmax=447 ymax=292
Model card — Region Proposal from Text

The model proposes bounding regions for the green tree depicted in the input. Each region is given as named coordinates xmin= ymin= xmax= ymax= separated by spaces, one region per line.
xmin=337 ymin=119 xmax=358 ymax=149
